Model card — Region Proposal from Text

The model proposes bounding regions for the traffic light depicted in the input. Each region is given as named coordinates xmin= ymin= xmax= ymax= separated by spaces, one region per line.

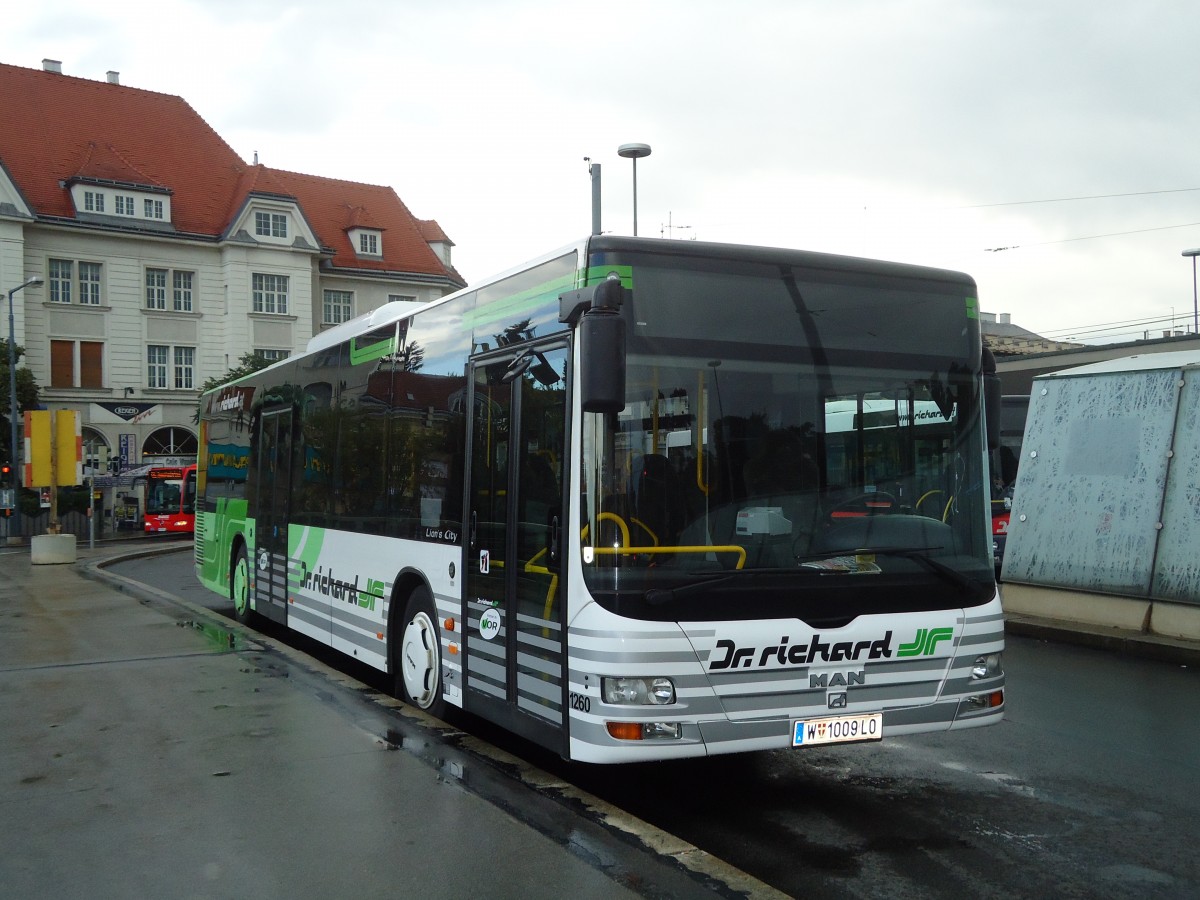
xmin=1 ymin=464 xmax=10 ymax=517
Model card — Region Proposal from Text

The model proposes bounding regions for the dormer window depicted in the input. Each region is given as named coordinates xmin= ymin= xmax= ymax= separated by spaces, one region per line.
xmin=255 ymin=211 xmax=288 ymax=239
xmin=74 ymin=185 xmax=171 ymax=222
xmin=349 ymin=227 xmax=383 ymax=258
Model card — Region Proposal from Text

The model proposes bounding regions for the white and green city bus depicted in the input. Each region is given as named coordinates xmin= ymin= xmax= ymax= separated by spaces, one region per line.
xmin=195 ymin=236 xmax=1005 ymax=763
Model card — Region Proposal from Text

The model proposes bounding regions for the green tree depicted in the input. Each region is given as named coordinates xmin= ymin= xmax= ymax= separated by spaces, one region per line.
xmin=198 ymin=351 xmax=277 ymax=395
xmin=193 ymin=352 xmax=276 ymax=423
xmin=0 ymin=338 xmax=41 ymax=467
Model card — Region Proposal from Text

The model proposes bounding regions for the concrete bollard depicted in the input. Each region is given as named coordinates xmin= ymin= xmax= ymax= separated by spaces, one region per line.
xmin=31 ymin=533 xmax=78 ymax=565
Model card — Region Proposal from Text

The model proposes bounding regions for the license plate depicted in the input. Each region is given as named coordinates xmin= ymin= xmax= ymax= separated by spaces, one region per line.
xmin=793 ymin=713 xmax=883 ymax=746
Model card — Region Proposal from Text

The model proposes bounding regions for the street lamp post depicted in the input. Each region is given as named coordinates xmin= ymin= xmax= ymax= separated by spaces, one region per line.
xmin=7 ymin=276 xmax=43 ymax=538
xmin=1183 ymin=249 xmax=1200 ymax=336
xmin=617 ymin=143 xmax=651 ymax=236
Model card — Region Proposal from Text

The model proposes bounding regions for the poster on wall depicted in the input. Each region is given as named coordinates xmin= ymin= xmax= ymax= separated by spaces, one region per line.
xmin=119 ymin=433 xmax=135 ymax=471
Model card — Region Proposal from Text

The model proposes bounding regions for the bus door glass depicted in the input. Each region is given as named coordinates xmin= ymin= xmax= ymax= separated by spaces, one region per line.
xmin=465 ymin=343 xmax=568 ymax=739
xmin=253 ymin=408 xmax=292 ymax=625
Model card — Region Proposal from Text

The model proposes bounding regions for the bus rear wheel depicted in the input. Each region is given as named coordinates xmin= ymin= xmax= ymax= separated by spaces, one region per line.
xmin=395 ymin=587 xmax=445 ymax=718
xmin=231 ymin=544 xmax=253 ymax=625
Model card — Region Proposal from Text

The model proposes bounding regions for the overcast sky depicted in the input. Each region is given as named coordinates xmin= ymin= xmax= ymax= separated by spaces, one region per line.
xmin=6 ymin=1 xmax=1200 ymax=343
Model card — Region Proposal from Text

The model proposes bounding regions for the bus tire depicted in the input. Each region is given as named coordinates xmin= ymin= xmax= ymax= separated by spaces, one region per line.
xmin=395 ymin=586 xmax=445 ymax=718
xmin=231 ymin=543 xmax=253 ymax=625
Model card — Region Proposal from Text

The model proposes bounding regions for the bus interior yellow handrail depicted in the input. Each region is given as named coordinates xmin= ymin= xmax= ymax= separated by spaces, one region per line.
xmin=590 ymin=544 xmax=747 ymax=569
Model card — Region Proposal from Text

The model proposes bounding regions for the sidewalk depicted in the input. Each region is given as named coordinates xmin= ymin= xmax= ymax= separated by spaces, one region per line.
xmin=1004 ymin=612 xmax=1200 ymax=666
xmin=0 ymin=544 xmax=776 ymax=900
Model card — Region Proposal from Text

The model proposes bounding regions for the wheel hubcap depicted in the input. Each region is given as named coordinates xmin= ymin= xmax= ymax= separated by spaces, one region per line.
xmin=401 ymin=611 xmax=438 ymax=708
xmin=233 ymin=558 xmax=249 ymax=616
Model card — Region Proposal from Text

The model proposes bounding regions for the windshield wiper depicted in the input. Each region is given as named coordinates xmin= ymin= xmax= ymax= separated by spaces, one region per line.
xmin=643 ymin=567 xmax=834 ymax=605
xmin=887 ymin=548 xmax=976 ymax=591
xmin=641 ymin=548 xmax=976 ymax=605
xmin=644 ymin=574 xmax=737 ymax=605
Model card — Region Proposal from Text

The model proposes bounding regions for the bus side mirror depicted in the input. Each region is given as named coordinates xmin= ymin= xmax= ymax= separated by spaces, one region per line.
xmin=983 ymin=346 xmax=1001 ymax=451
xmin=579 ymin=312 xmax=626 ymax=413
xmin=561 ymin=278 xmax=627 ymax=414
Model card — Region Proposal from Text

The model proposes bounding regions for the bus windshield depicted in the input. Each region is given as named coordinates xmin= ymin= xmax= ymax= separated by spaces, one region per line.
xmin=146 ymin=469 xmax=196 ymax=515
xmin=579 ymin=254 xmax=993 ymax=622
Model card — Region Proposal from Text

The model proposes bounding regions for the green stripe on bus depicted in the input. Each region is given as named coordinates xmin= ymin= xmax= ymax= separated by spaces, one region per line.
xmin=350 ymin=334 xmax=397 ymax=366
xmin=463 ymin=273 xmax=579 ymax=329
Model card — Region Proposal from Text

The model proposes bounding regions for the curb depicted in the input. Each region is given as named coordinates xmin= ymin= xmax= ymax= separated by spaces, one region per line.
xmin=1005 ymin=615 xmax=1200 ymax=667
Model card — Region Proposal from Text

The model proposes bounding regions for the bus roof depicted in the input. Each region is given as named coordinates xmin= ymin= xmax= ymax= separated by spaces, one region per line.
xmin=201 ymin=235 xmax=976 ymax=400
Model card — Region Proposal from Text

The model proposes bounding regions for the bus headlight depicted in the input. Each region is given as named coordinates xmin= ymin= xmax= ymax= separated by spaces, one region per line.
xmin=602 ymin=676 xmax=676 ymax=705
xmin=971 ymin=652 xmax=1003 ymax=680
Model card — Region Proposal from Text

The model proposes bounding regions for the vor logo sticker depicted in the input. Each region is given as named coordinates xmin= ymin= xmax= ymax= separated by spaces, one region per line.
xmin=479 ymin=607 xmax=501 ymax=640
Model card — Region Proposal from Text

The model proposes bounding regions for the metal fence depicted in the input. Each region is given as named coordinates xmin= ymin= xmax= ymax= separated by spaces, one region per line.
xmin=1 ymin=509 xmax=129 ymax=541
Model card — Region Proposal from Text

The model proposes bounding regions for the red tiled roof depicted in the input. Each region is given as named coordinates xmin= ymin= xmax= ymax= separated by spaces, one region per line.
xmin=345 ymin=204 xmax=385 ymax=231
xmin=417 ymin=219 xmax=454 ymax=246
xmin=0 ymin=61 xmax=462 ymax=285
xmin=264 ymin=167 xmax=456 ymax=278
xmin=0 ymin=62 xmax=246 ymax=234
xmin=73 ymin=141 xmax=167 ymax=188
xmin=366 ymin=370 xmax=466 ymax=410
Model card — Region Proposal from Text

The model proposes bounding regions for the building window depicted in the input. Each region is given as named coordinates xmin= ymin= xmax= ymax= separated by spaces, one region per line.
xmin=115 ymin=195 xmax=135 ymax=216
xmin=173 ymin=271 xmax=194 ymax=312
xmin=323 ymin=290 xmax=353 ymax=325
xmin=255 ymin=211 xmax=288 ymax=238
xmin=144 ymin=198 xmax=164 ymax=219
xmin=147 ymin=344 xmax=168 ymax=388
xmin=143 ymin=426 xmax=198 ymax=457
xmin=79 ymin=262 xmax=103 ymax=305
xmin=252 ymin=273 xmax=289 ymax=314
xmin=388 ymin=294 xmax=418 ymax=304
xmin=147 ymin=344 xmax=194 ymax=389
xmin=84 ymin=191 xmax=105 ymax=213
xmin=359 ymin=233 xmax=379 ymax=255
xmin=50 ymin=339 xmax=104 ymax=388
xmin=49 ymin=259 xmax=73 ymax=303
xmin=145 ymin=268 xmax=194 ymax=312
xmin=146 ymin=269 xmax=168 ymax=310
xmin=49 ymin=259 xmax=107 ymax=305
xmin=174 ymin=346 xmax=195 ymax=389
xmin=255 ymin=349 xmax=289 ymax=362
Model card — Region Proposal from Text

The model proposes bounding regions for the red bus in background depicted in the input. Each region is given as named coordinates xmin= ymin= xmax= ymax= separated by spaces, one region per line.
xmin=144 ymin=465 xmax=197 ymax=534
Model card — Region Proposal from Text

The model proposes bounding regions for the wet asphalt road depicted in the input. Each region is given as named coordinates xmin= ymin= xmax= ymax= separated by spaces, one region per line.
xmin=117 ymin=547 xmax=1200 ymax=899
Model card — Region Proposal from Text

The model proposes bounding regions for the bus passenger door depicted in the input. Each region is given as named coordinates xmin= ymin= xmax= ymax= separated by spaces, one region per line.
xmin=464 ymin=342 xmax=568 ymax=750
xmin=252 ymin=408 xmax=291 ymax=625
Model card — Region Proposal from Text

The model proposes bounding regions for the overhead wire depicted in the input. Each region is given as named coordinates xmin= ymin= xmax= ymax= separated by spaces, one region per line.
xmin=956 ymin=184 xmax=1200 ymax=251
xmin=959 ymin=186 xmax=1200 ymax=209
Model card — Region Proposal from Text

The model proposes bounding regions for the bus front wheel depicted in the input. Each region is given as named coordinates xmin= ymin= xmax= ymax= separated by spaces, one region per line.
xmin=231 ymin=544 xmax=253 ymax=625
xmin=395 ymin=587 xmax=445 ymax=718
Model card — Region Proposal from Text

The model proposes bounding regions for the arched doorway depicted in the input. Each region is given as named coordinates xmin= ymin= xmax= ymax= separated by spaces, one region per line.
xmin=82 ymin=426 xmax=112 ymax=473
xmin=142 ymin=426 xmax=198 ymax=465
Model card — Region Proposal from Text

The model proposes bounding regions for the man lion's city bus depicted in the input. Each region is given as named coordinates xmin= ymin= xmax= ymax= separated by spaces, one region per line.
xmin=144 ymin=464 xmax=197 ymax=534
xmin=195 ymin=236 xmax=1005 ymax=763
